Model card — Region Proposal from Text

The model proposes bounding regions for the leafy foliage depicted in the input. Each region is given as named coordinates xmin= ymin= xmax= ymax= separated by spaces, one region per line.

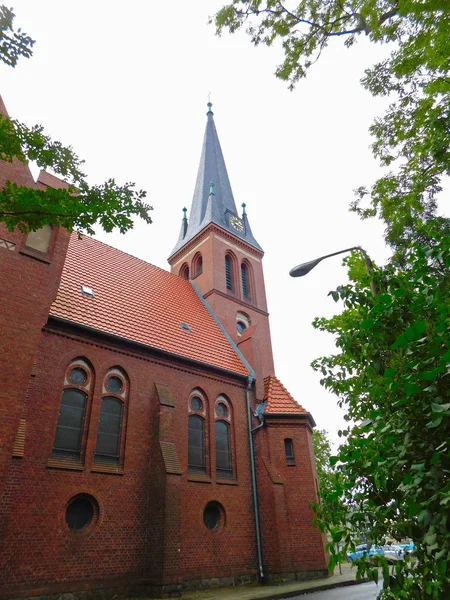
xmin=312 ymin=429 xmax=346 ymax=525
xmin=215 ymin=1 xmax=450 ymax=255
xmin=215 ymin=1 xmax=450 ymax=597
xmin=0 ymin=6 xmax=33 ymax=67
xmin=0 ymin=5 xmax=152 ymax=234
xmin=312 ymin=221 xmax=450 ymax=598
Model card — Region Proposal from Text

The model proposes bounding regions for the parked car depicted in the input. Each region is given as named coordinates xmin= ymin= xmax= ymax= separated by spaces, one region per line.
xmin=347 ymin=544 xmax=384 ymax=562
xmin=383 ymin=544 xmax=404 ymax=562
xmin=399 ymin=542 xmax=415 ymax=555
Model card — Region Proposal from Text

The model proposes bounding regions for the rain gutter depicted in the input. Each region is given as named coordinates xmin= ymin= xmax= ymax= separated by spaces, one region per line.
xmin=190 ymin=281 xmax=265 ymax=581
xmin=48 ymin=316 xmax=248 ymax=382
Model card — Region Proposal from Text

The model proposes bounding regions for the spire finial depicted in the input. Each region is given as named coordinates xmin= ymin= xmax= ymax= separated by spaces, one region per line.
xmin=209 ymin=181 xmax=215 ymax=195
xmin=241 ymin=202 xmax=247 ymax=216
xmin=207 ymin=97 xmax=213 ymax=115
xmin=182 ymin=207 xmax=187 ymax=218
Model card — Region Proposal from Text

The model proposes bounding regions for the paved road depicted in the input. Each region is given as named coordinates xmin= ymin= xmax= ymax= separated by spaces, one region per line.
xmin=291 ymin=581 xmax=380 ymax=599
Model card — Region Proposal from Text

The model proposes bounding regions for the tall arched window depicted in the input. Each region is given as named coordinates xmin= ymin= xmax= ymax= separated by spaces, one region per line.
xmin=241 ymin=263 xmax=249 ymax=298
xmin=95 ymin=367 xmax=128 ymax=466
xmin=225 ymin=252 xmax=237 ymax=292
xmin=225 ymin=256 xmax=232 ymax=290
xmin=241 ymin=259 xmax=255 ymax=302
xmin=188 ymin=390 xmax=208 ymax=474
xmin=52 ymin=358 xmax=93 ymax=459
xmin=192 ymin=253 xmax=203 ymax=278
xmin=215 ymin=396 xmax=233 ymax=478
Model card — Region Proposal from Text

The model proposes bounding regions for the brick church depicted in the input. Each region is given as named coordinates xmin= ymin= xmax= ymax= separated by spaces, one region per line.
xmin=0 ymin=96 xmax=327 ymax=598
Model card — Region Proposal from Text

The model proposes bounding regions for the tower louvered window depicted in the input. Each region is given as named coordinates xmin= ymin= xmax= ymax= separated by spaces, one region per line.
xmin=241 ymin=263 xmax=248 ymax=298
xmin=225 ymin=256 xmax=232 ymax=290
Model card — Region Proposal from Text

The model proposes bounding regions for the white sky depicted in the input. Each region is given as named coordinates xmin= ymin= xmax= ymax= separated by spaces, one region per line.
xmin=2 ymin=1 xmax=398 ymax=447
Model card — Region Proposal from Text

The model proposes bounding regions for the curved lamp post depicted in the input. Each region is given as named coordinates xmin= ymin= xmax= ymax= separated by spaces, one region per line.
xmin=290 ymin=246 xmax=377 ymax=296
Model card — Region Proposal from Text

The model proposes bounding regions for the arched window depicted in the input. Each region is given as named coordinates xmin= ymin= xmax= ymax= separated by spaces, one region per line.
xmin=225 ymin=252 xmax=237 ymax=292
xmin=236 ymin=311 xmax=251 ymax=336
xmin=188 ymin=415 xmax=205 ymax=473
xmin=179 ymin=263 xmax=189 ymax=279
xmin=25 ymin=224 xmax=52 ymax=254
xmin=188 ymin=390 xmax=208 ymax=474
xmin=95 ymin=367 xmax=128 ymax=466
xmin=192 ymin=253 xmax=203 ymax=278
xmin=215 ymin=396 xmax=233 ymax=478
xmin=225 ymin=256 xmax=232 ymax=290
xmin=52 ymin=358 xmax=93 ymax=459
xmin=241 ymin=259 xmax=255 ymax=302
xmin=241 ymin=263 xmax=248 ymax=298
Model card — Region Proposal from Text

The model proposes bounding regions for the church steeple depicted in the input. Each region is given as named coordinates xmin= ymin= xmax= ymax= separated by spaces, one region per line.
xmin=169 ymin=104 xmax=262 ymax=258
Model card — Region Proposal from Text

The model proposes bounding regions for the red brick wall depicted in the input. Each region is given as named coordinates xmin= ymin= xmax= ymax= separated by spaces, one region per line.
xmin=0 ymin=325 xmax=257 ymax=597
xmin=0 ymin=223 xmax=70 ymax=502
xmin=256 ymin=419 xmax=327 ymax=576
xmin=169 ymin=226 xmax=275 ymax=400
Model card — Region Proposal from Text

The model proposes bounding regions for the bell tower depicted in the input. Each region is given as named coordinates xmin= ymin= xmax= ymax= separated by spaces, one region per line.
xmin=168 ymin=104 xmax=274 ymax=398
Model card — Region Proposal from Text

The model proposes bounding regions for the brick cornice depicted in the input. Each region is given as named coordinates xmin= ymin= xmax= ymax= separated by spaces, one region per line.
xmin=44 ymin=318 xmax=248 ymax=389
xmin=168 ymin=222 xmax=264 ymax=265
xmin=203 ymin=289 xmax=269 ymax=317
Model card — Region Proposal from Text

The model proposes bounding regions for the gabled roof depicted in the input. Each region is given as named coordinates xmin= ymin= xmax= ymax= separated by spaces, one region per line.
xmin=264 ymin=374 xmax=309 ymax=415
xmin=50 ymin=234 xmax=249 ymax=376
xmin=169 ymin=104 xmax=262 ymax=257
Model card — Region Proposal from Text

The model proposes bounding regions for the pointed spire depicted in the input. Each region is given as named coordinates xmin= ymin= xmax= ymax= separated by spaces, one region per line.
xmin=174 ymin=206 xmax=189 ymax=248
xmin=182 ymin=207 xmax=188 ymax=237
xmin=169 ymin=105 xmax=262 ymax=258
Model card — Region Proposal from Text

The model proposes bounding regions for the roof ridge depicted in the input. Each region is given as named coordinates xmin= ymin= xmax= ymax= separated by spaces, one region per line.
xmin=71 ymin=232 xmax=190 ymax=282
xmin=263 ymin=373 xmax=308 ymax=415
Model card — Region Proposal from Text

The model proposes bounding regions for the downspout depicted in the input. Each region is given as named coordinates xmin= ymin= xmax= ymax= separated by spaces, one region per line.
xmin=189 ymin=281 xmax=265 ymax=581
xmin=246 ymin=375 xmax=265 ymax=581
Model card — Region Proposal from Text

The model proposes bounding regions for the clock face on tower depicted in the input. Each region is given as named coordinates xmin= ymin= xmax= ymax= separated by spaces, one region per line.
xmin=229 ymin=215 xmax=244 ymax=232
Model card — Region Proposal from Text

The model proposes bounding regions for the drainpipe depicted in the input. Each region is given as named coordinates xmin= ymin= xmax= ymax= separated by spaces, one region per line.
xmin=245 ymin=375 xmax=264 ymax=581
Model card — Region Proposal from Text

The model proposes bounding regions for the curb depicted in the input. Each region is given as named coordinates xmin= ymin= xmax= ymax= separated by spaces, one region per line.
xmin=246 ymin=577 xmax=370 ymax=600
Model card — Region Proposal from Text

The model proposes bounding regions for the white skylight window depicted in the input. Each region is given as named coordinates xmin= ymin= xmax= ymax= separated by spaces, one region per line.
xmin=80 ymin=285 xmax=95 ymax=298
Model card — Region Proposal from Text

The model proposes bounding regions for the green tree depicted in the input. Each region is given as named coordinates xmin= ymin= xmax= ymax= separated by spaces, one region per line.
xmin=312 ymin=222 xmax=450 ymax=598
xmin=215 ymin=2 xmax=450 ymax=597
xmin=312 ymin=429 xmax=344 ymax=521
xmin=0 ymin=6 xmax=152 ymax=234
xmin=215 ymin=1 xmax=449 ymax=255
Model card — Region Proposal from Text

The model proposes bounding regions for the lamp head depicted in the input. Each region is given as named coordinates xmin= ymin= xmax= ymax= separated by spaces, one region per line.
xmin=289 ymin=257 xmax=324 ymax=277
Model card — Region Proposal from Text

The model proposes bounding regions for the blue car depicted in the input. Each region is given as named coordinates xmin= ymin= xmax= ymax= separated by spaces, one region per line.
xmin=347 ymin=544 xmax=384 ymax=562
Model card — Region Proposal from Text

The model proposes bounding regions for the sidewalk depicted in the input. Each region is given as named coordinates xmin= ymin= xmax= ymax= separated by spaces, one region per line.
xmin=151 ymin=563 xmax=367 ymax=600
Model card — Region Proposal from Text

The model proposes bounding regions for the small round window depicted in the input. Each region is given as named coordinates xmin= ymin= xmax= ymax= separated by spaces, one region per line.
xmin=106 ymin=376 xmax=123 ymax=393
xmin=236 ymin=321 xmax=246 ymax=335
xmin=216 ymin=402 xmax=228 ymax=418
xmin=203 ymin=501 xmax=224 ymax=531
xmin=69 ymin=367 xmax=87 ymax=386
xmin=65 ymin=495 xmax=96 ymax=531
xmin=191 ymin=396 xmax=203 ymax=412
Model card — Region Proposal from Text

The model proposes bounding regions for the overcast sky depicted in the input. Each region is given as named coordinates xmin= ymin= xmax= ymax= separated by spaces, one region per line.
xmin=2 ymin=1 xmax=399 ymax=446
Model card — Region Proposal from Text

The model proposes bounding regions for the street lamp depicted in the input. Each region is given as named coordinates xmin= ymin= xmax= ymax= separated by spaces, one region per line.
xmin=290 ymin=246 xmax=377 ymax=296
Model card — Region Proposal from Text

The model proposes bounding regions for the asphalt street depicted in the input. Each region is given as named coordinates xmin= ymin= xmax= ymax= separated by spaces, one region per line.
xmin=291 ymin=582 xmax=380 ymax=599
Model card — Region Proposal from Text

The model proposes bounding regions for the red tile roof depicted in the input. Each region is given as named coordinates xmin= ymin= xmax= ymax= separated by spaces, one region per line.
xmin=264 ymin=374 xmax=308 ymax=414
xmin=50 ymin=234 xmax=249 ymax=376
